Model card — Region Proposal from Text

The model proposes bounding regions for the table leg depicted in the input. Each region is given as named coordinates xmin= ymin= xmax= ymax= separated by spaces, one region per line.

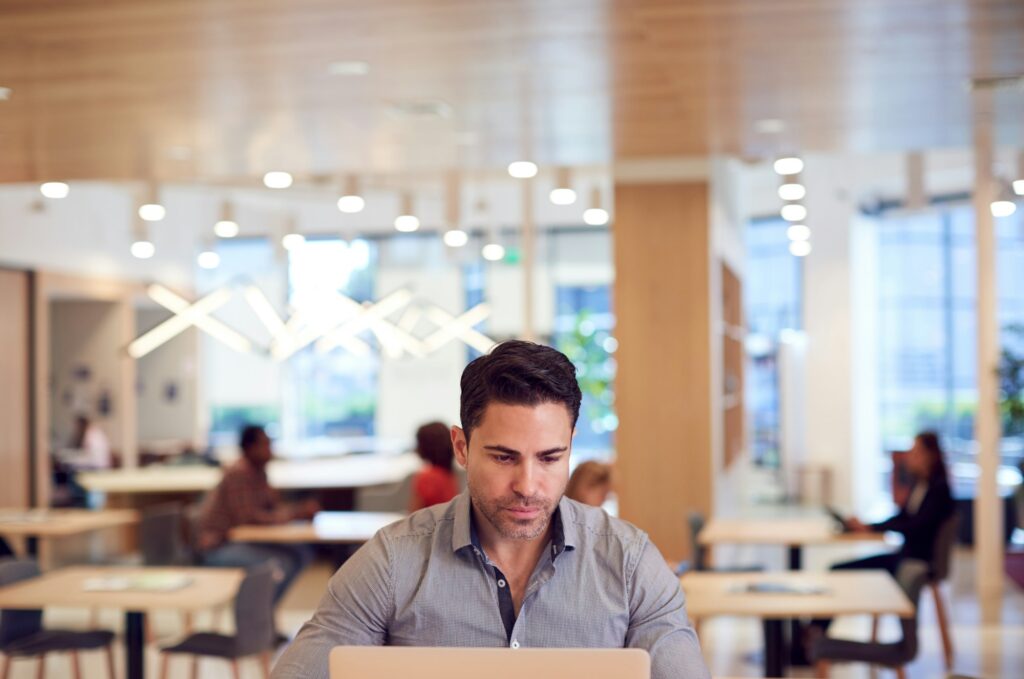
xmin=785 ymin=544 xmax=811 ymax=667
xmin=125 ymin=610 xmax=146 ymax=679
xmin=763 ymin=618 xmax=786 ymax=677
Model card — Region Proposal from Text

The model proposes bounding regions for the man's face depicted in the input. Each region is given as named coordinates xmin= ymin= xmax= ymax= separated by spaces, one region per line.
xmin=245 ymin=431 xmax=273 ymax=467
xmin=452 ymin=402 xmax=573 ymax=541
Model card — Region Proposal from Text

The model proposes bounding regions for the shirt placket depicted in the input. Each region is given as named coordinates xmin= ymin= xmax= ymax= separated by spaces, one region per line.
xmin=506 ymin=548 xmax=559 ymax=650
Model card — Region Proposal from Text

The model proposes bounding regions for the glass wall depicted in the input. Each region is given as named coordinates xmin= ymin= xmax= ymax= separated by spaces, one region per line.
xmin=876 ymin=202 xmax=1024 ymax=467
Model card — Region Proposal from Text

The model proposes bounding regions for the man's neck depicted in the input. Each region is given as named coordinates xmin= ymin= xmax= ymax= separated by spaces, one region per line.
xmin=473 ymin=507 xmax=552 ymax=575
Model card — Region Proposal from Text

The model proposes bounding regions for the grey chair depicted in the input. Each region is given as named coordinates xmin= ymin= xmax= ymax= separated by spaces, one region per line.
xmin=0 ymin=558 xmax=116 ymax=679
xmin=929 ymin=515 xmax=958 ymax=669
xmin=811 ymin=559 xmax=931 ymax=679
xmin=140 ymin=503 xmax=193 ymax=567
xmin=678 ymin=512 xmax=763 ymax=573
xmin=159 ymin=563 xmax=276 ymax=679
xmin=355 ymin=472 xmax=416 ymax=513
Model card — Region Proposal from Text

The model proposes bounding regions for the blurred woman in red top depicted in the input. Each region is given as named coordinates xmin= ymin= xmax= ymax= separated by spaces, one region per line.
xmin=409 ymin=421 xmax=460 ymax=511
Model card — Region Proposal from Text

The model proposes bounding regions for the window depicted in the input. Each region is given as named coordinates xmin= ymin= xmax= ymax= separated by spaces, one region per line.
xmin=876 ymin=202 xmax=1024 ymax=466
xmin=284 ymin=238 xmax=378 ymax=439
xmin=744 ymin=217 xmax=804 ymax=467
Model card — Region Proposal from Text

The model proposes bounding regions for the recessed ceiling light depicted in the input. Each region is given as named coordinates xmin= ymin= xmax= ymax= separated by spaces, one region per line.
xmin=138 ymin=203 xmax=166 ymax=221
xmin=337 ymin=195 xmax=365 ymax=213
xmin=786 ymin=224 xmax=811 ymax=241
xmin=394 ymin=215 xmax=420 ymax=232
xmin=781 ymin=204 xmax=808 ymax=221
xmin=508 ymin=161 xmax=538 ymax=179
xmin=131 ymin=240 xmax=155 ymax=259
xmin=214 ymin=220 xmax=239 ymax=238
xmin=327 ymin=61 xmax=370 ymax=76
xmin=264 ymin=171 xmax=293 ymax=189
xmin=789 ymin=240 xmax=812 ymax=257
xmin=550 ymin=188 xmax=577 ymax=205
xmin=778 ymin=183 xmax=806 ymax=201
xmin=583 ymin=208 xmax=610 ymax=226
xmin=39 ymin=182 xmax=69 ymax=199
xmin=774 ymin=157 xmax=804 ymax=175
xmin=1013 ymin=180 xmax=1024 ymax=196
xmin=990 ymin=200 xmax=1017 ymax=217
xmin=482 ymin=243 xmax=505 ymax=261
xmin=0 ymin=87 xmax=12 ymax=101
xmin=281 ymin=233 xmax=306 ymax=250
xmin=197 ymin=250 xmax=220 ymax=269
xmin=443 ymin=229 xmax=468 ymax=247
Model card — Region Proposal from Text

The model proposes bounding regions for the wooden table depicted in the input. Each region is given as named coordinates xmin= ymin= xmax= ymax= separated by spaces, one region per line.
xmin=77 ymin=453 xmax=422 ymax=499
xmin=698 ymin=517 xmax=889 ymax=569
xmin=0 ymin=565 xmax=244 ymax=679
xmin=230 ymin=511 xmax=405 ymax=544
xmin=681 ymin=570 xmax=913 ymax=677
xmin=0 ymin=508 xmax=139 ymax=557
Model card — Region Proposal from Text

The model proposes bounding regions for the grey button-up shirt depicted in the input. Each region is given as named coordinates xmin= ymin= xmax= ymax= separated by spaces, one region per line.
xmin=272 ymin=492 xmax=709 ymax=679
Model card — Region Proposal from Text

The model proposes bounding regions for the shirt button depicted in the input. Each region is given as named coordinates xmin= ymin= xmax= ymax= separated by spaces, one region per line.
xmin=511 ymin=640 xmax=520 ymax=649
xmin=497 ymin=579 xmax=506 ymax=588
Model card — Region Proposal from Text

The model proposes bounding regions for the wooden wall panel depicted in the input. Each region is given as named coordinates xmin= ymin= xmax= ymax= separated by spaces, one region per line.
xmin=0 ymin=269 xmax=31 ymax=509
xmin=612 ymin=181 xmax=712 ymax=561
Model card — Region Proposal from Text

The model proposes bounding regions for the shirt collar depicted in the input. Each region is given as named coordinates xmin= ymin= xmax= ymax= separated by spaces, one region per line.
xmin=451 ymin=491 xmax=577 ymax=557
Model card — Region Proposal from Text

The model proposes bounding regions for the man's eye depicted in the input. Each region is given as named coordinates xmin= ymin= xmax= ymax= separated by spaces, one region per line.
xmin=494 ymin=455 xmax=514 ymax=463
xmin=540 ymin=456 xmax=561 ymax=464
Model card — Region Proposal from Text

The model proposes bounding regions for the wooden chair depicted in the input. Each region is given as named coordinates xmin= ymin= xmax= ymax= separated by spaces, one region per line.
xmin=0 ymin=559 xmax=116 ymax=679
xmin=812 ymin=559 xmax=929 ymax=679
xmin=928 ymin=514 xmax=958 ymax=669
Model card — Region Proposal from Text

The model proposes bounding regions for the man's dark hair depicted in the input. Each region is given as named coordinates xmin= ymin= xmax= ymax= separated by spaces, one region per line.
xmin=416 ymin=421 xmax=455 ymax=470
xmin=459 ymin=340 xmax=582 ymax=440
xmin=239 ymin=424 xmax=266 ymax=451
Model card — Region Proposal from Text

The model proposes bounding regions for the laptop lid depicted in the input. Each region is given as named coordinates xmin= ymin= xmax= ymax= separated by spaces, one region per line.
xmin=329 ymin=646 xmax=651 ymax=679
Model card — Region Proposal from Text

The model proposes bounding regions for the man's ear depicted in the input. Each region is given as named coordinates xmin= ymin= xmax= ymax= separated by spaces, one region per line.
xmin=451 ymin=425 xmax=469 ymax=469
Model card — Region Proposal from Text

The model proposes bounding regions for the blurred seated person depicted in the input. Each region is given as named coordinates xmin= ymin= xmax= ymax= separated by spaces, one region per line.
xmin=565 ymin=460 xmax=614 ymax=507
xmin=195 ymin=424 xmax=319 ymax=604
xmin=809 ymin=431 xmax=954 ymax=636
xmin=57 ymin=414 xmax=112 ymax=470
xmin=408 ymin=421 xmax=460 ymax=512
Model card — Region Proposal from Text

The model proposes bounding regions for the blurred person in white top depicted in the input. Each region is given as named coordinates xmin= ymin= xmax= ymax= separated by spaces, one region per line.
xmin=60 ymin=414 xmax=112 ymax=470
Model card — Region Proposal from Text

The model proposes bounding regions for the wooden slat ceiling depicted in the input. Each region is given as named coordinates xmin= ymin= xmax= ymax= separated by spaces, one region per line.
xmin=0 ymin=0 xmax=1021 ymax=183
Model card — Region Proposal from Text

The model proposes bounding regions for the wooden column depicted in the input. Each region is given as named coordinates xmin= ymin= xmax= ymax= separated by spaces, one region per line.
xmin=613 ymin=178 xmax=712 ymax=561
xmin=0 ymin=268 xmax=31 ymax=509
xmin=972 ymin=88 xmax=1003 ymax=624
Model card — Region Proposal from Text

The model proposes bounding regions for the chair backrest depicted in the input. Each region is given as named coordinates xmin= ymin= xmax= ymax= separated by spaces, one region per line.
xmin=931 ymin=514 xmax=958 ymax=582
xmin=140 ymin=503 xmax=187 ymax=566
xmin=687 ymin=512 xmax=707 ymax=571
xmin=233 ymin=563 xmax=276 ymax=656
xmin=355 ymin=472 xmax=416 ymax=513
xmin=0 ymin=558 xmax=43 ymax=648
xmin=894 ymin=558 xmax=931 ymax=661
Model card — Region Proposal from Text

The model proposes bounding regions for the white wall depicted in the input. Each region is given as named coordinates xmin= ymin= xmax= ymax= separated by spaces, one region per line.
xmin=135 ymin=308 xmax=201 ymax=445
xmin=50 ymin=301 xmax=126 ymax=452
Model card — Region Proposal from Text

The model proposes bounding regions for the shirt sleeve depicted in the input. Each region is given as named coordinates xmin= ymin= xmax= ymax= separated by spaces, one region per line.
xmin=271 ymin=531 xmax=393 ymax=679
xmin=625 ymin=536 xmax=711 ymax=679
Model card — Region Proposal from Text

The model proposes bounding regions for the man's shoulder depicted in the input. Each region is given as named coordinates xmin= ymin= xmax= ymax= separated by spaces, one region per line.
xmin=377 ymin=497 xmax=457 ymax=544
xmin=560 ymin=498 xmax=649 ymax=549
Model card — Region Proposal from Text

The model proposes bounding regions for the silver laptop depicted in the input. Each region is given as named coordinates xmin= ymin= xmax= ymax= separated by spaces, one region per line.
xmin=329 ymin=646 xmax=650 ymax=679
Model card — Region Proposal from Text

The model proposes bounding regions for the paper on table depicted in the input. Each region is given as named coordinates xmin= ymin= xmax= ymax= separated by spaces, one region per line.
xmin=730 ymin=582 xmax=829 ymax=595
xmin=82 ymin=573 xmax=193 ymax=592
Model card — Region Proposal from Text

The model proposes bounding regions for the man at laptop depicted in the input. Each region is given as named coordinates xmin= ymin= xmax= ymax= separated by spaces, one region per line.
xmin=273 ymin=341 xmax=709 ymax=679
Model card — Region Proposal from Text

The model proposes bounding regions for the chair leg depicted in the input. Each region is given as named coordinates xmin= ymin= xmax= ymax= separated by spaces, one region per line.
xmin=931 ymin=582 xmax=954 ymax=669
xmin=70 ymin=650 xmax=82 ymax=679
xmin=105 ymin=645 xmax=116 ymax=679
xmin=190 ymin=656 xmax=198 ymax=679
xmin=260 ymin=651 xmax=272 ymax=679
xmin=895 ymin=666 xmax=907 ymax=679
xmin=36 ymin=654 xmax=46 ymax=679
xmin=159 ymin=653 xmax=170 ymax=679
xmin=815 ymin=659 xmax=830 ymax=678
xmin=871 ymin=613 xmax=880 ymax=642
xmin=0 ymin=654 xmax=9 ymax=679
xmin=230 ymin=659 xmax=242 ymax=679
